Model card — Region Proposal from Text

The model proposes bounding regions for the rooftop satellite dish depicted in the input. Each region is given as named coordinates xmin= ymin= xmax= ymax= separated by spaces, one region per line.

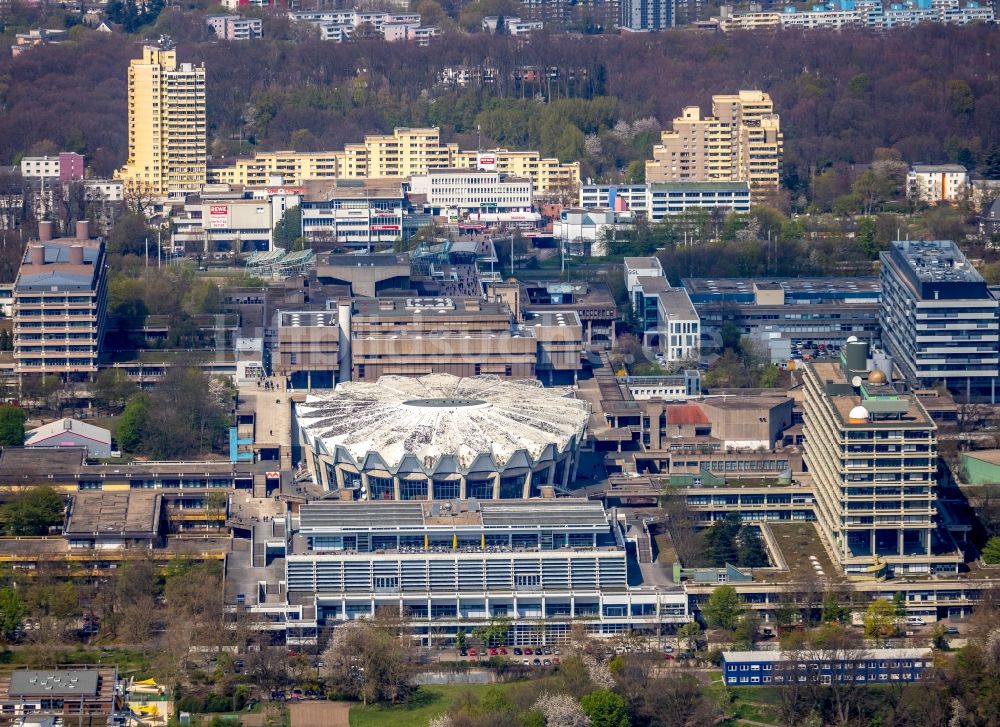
xmin=851 ymin=375 xmax=863 ymax=387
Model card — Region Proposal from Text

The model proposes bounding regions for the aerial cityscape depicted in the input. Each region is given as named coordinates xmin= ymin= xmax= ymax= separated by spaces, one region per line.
xmin=0 ymin=1 xmax=999 ymax=726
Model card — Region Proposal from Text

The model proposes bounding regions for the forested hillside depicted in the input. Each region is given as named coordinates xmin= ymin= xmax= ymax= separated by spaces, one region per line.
xmin=2 ymin=23 xmax=999 ymax=198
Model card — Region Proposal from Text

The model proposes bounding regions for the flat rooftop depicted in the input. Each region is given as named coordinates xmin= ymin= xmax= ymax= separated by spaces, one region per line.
xmin=683 ymin=277 xmax=880 ymax=297
xmin=353 ymin=296 xmax=511 ymax=319
xmin=65 ymin=491 xmax=161 ymax=538
xmin=0 ymin=447 xmax=86 ymax=477
xmin=887 ymin=240 xmax=984 ymax=284
xmin=808 ymin=361 xmax=933 ymax=427
xmin=657 ymin=288 xmax=698 ymax=318
xmin=323 ymin=252 xmax=410 ymax=268
xmin=297 ymin=498 xmax=610 ymax=532
xmin=8 ymin=670 xmax=100 ymax=697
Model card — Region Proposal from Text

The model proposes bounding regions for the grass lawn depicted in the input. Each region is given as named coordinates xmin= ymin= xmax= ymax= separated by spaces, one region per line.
xmin=349 ymin=682 xmax=524 ymax=727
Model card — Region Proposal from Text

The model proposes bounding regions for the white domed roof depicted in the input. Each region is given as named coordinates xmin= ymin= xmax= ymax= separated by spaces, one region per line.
xmin=295 ymin=374 xmax=589 ymax=471
xmin=846 ymin=335 xmax=859 ymax=343
xmin=848 ymin=405 xmax=870 ymax=421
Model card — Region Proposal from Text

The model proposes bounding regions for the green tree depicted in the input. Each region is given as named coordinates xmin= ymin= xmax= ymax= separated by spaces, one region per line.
xmin=863 ymin=598 xmax=897 ymax=646
xmin=677 ymin=621 xmax=702 ymax=652
xmin=733 ymin=612 xmax=761 ymax=649
xmin=0 ymin=587 xmax=26 ymax=638
xmin=945 ymin=79 xmax=975 ymax=116
xmin=737 ymin=526 xmax=769 ymax=568
xmin=982 ymin=536 xmax=1000 ymax=564
xmin=980 ymin=144 xmax=1000 ymax=180
xmin=116 ymin=392 xmax=150 ymax=453
xmin=0 ymin=405 xmax=26 ymax=446
xmin=580 ymin=690 xmax=630 ymax=727
xmin=703 ymin=514 xmax=741 ymax=566
xmin=272 ymin=205 xmax=302 ymax=249
xmin=702 ymin=585 xmax=745 ymax=631
xmin=856 ymin=216 xmax=879 ymax=259
xmin=821 ymin=591 xmax=849 ymax=624
xmin=2 ymin=486 xmax=65 ymax=535
xmin=624 ymin=159 xmax=645 ymax=184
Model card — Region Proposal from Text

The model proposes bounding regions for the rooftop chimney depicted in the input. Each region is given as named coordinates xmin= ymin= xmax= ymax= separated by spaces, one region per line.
xmin=75 ymin=220 xmax=89 ymax=240
xmin=69 ymin=245 xmax=84 ymax=266
xmin=30 ymin=245 xmax=45 ymax=266
xmin=38 ymin=221 xmax=53 ymax=242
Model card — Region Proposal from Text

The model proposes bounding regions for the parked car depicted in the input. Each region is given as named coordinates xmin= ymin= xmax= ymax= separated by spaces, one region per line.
xmin=499 ymin=648 xmax=508 ymax=655
xmin=543 ymin=659 xmax=551 ymax=666
xmin=460 ymin=649 xmax=468 ymax=657
xmin=946 ymin=626 xmax=960 ymax=635
xmin=524 ymin=648 xmax=533 ymax=655
xmin=513 ymin=648 xmax=523 ymax=656
xmin=532 ymin=658 xmax=541 ymax=666
xmin=468 ymin=648 xmax=477 ymax=656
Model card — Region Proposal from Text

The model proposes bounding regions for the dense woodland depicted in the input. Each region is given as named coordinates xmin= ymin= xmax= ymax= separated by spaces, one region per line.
xmin=1 ymin=16 xmax=1000 ymax=198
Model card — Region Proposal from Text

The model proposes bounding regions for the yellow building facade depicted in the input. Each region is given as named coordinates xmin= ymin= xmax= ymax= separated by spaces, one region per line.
xmin=117 ymin=46 xmax=207 ymax=196
xmin=207 ymin=128 xmax=580 ymax=197
xmin=646 ymin=90 xmax=782 ymax=195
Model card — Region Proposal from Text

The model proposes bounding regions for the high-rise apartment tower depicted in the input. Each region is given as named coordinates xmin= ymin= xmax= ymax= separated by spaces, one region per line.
xmin=117 ymin=46 xmax=207 ymax=196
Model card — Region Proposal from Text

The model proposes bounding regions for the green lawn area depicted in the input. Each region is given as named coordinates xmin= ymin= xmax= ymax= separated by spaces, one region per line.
xmin=349 ymin=682 xmax=523 ymax=727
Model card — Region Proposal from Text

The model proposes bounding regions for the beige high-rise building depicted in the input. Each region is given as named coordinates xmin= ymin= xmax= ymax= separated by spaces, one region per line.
xmin=117 ymin=46 xmax=207 ymax=197
xmin=646 ymin=90 xmax=782 ymax=194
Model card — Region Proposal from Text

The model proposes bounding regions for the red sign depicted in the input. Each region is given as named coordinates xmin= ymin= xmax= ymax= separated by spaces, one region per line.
xmin=370 ymin=225 xmax=401 ymax=231
xmin=210 ymin=205 xmax=229 ymax=215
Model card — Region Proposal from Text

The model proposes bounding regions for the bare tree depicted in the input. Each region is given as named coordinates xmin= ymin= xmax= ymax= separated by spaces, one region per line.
xmin=322 ymin=619 xmax=416 ymax=705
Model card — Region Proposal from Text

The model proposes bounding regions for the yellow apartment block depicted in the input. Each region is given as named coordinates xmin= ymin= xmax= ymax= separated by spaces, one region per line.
xmin=117 ymin=46 xmax=207 ymax=196
xmin=207 ymin=127 xmax=580 ymax=197
xmin=646 ymin=90 xmax=782 ymax=195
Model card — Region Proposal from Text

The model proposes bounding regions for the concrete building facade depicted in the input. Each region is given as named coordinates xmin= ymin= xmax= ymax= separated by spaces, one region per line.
xmin=13 ymin=221 xmax=107 ymax=379
xmin=206 ymin=15 xmax=263 ymax=39
xmin=646 ymin=91 xmax=782 ymax=195
xmin=907 ymin=164 xmax=969 ymax=204
xmin=207 ymin=128 xmax=580 ymax=197
xmin=879 ymin=240 xmax=999 ymax=401
xmin=117 ymin=46 xmax=207 ymax=197
xmin=800 ymin=340 xmax=961 ymax=576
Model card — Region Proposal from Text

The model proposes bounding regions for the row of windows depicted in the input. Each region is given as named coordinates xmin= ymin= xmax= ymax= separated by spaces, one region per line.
xmin=287 ymin=556 xmax=627 ymax=593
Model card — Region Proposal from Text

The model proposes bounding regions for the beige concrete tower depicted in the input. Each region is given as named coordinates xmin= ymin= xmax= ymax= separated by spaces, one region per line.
xmin=117 ymin=46 xmax=206 ymax=197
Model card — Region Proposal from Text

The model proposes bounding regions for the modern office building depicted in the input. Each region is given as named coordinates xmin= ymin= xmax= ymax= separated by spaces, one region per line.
xmin=207 ymin=128 xmax=580 ymax=197
xmin=646 ymin=91 xmax=782 ymax=195
xmin=409 ymin=169 xmax=535 ymax=222
xmin=579 ymin=182 xmax=750 ymax=221
xmin=299 ymin=179 xmax=410 ymax=250
xmin=294 ymin=374 xmax=589 ymax=496
xmin=800 ymin=339 xmax=962 ymax=576
xmin=13 ymin=221 xmax=107 ymax=380
xmin=625 ymin=258 xmax=700 ymax=363
xmin=683 ymin=277 xmax=882 ymax=347
xmin=227 ymin=498 xmax=689 ymax=645
xmin=171 ymin=186 xmax=300 ymax=253
xmin=722 ymin=649 xmax=933 ymax=686
xmin=879 ymin=240 xmax=999 ymax=401
xmin=117 ymin=45 xmax=207 ymax=197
